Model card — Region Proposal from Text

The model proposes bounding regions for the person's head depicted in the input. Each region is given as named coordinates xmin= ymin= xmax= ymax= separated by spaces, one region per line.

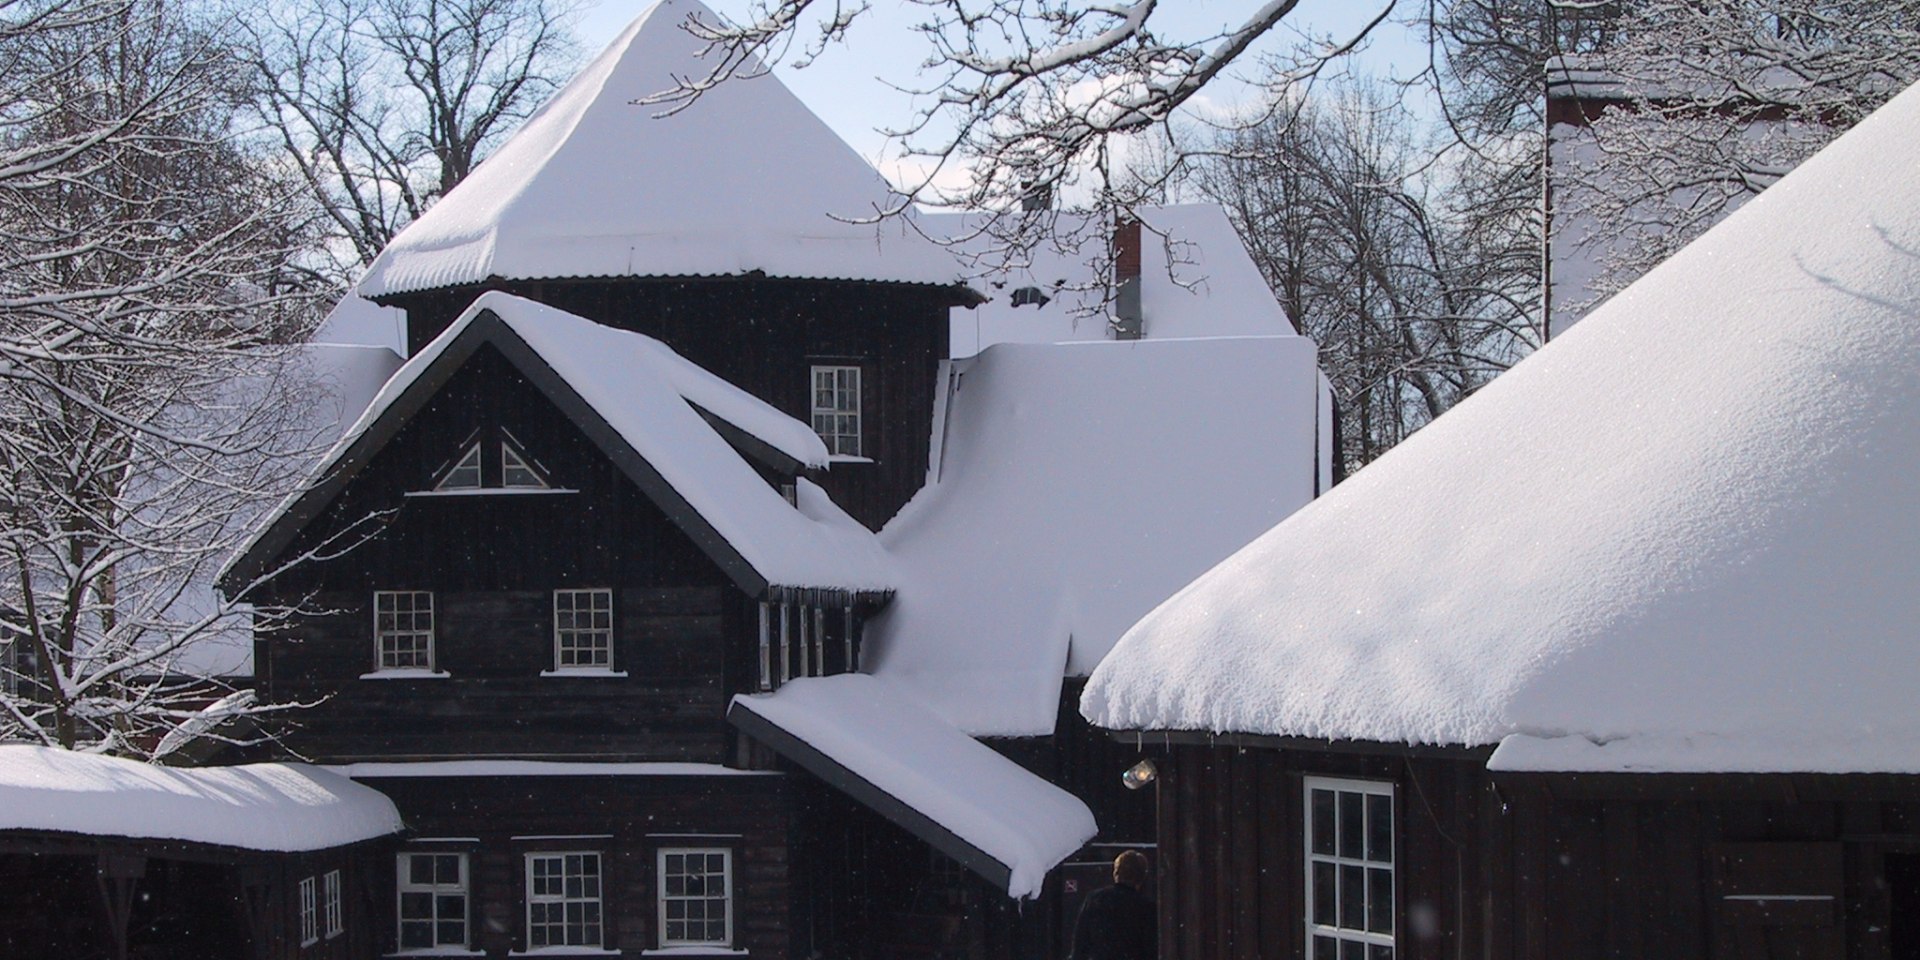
xmin=1113 ymin=850 xmax=1149 ymax=889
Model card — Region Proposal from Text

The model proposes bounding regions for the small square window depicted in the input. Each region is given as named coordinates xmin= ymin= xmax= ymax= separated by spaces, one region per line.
xmin=374 ymin=591 xmax=434 ymax=671
xmin=398 ymin=852 xmax=468 ymax=950
xmin=658 ymin=847 xmax=732 ymax=947
xmin=553 ymin=589 xmax=613 ymax=670
xmin=810 ymin=365 xmax=861 ymax=457
xmin=527 ymin=852 xmax=603 ymax=949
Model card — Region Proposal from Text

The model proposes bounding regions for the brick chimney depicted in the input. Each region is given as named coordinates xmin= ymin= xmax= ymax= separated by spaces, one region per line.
xmin=1112 ymin=217 xmax=1143 ymax=340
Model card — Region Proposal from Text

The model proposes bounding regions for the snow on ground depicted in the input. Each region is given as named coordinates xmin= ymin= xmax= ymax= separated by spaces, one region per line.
xmin=935 ymin=204 xmax=1295 ymax=357
xmin=1084 ymin=77 xmax=1920 ymax=773
xmin=359 ymin=0 xmax=962 ymax=299
xmin=730 ymin=674 xmax=1096 ymax=898
xmin=258 ymin=291 xmax=891 ymax=593
xmin=0 ymin=745 xmax=403 ymax=851
xmin=868 ymin=335 xmax=1322 ymax=736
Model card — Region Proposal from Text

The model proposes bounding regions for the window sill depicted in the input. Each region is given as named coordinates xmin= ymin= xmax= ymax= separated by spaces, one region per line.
xmin=539 ymin=669 xmax=628 ymax=678
xmin=404 ymin=488 xmax=579 ymax=498
xmin=506 ymin=949 xmax=620 ymax=957
xmin=385 ymin=950 xmax=486 ymax=958
xmin=360 ymin=669 xmax=451 ymax=680
xmin=643 ymin=948 xmax=747 ymax=956
xmin=824 ymin=454 xmax=873 ymax=464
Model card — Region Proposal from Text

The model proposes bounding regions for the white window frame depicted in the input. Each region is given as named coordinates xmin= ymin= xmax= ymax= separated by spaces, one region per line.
xmin=810 ymin=365 xmax=862 ymax=457
xmin=323 ymin=868 xmax=344 ymax=939
xmin=374 ymin=591 xmax=435 ymax=672
xmin=436 ymin=442 xmax=484 ymax=491
xmin=1304 ymin=776 xmax=1395 ymax=960
xmin=552 ymin=589 xmax=614 ymax=672
xmin=657 ymin=847 xmax=733 ymax=948
xmin=299 ymin=875 xmax=319 ymax=947
xmin=500 ymin=432 xmax=550 ymax=489
xmin=397 ymin=851 xmax=469 ymax=952
xmin=525 ymin=851 xmax=605 ymax=950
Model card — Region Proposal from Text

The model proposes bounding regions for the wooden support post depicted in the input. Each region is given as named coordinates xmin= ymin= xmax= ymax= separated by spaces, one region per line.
xmin=814 ymin=606 xmax=826 ymax=675
xmin=844 ymin=606 xmax=855 ymax=671
xmin=799 ymin=604 xmax=811 ymax=677
xmin=757 ymin=602 xmax=772 ymax=691
xmin=779 ymin=603 xmax=792 ymax=684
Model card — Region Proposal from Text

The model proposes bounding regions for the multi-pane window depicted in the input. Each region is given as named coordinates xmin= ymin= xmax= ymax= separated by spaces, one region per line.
xmin=299 ymin=875 xmax=319 ymax=946
xmin=527 ymin=852 xmax=603 ymax=949
xmin=375 ymin=591 xmax=435 ymax=671
xmin=659 ymin=848 xmax=732 ymax=947
xmin=1305 ymin=777 xmax=1395 ymax=960
xmin=437 ymin=444 xmax=483 ymax=490
xmin=553 ymin=589 xmax=613 ymax=670
xmin=810 ymin=365 xmax=861 ymax=457
xmin=398 ymin=852 xmax=469 ymax=951
xmin=501 ymin=442 xmax=548 ymax=488
xmin=323 ymin=869 xmax=344 ymax=939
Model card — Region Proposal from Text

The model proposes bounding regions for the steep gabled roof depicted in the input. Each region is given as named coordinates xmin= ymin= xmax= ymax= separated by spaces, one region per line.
xmin=224 ymin=292 xmax=892 ymax=599
xmin=358 ymin=0 xmax=965 ymax=299
xmin=1083 ymin=79 xmax=1920 ymax=774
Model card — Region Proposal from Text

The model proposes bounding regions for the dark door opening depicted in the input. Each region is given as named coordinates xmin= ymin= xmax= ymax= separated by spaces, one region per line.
xmin=1890 ymin=853 xmax=1920 ymax=960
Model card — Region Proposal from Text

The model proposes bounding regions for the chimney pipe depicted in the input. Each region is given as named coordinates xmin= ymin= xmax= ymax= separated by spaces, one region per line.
xmin=1112 ymin=217 xmax=1143 ymax=340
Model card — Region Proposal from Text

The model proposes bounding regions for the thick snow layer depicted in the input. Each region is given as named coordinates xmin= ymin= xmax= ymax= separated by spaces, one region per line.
xmin=359 ymin=0 xmax=962 ymax=298
xmin=869 ymin=336 xmax=1321 ymax=736
xmin=1083 ymin=79 xmax=1920 ymax=773
xmin=274 ymin=292 xmax=889 ymax=593
xmin=0 ymin=745 xmax=404 ymax=851
xmin=329 ymin=760 xmax=775 ymax=778
xmin=935 ymin=204 xmax=1295 ymax=357
xmin=314 ymin=294 xmax=407 ymax=356
xmin=731 ymin=674 xmax=1096 ymax=898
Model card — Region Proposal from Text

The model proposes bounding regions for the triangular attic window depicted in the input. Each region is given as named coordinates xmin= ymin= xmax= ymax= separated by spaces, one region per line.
xmin=501 ymin=441 xmax=549 ymax=489
xmin=436 ymin=443 xmax=483 ymax=491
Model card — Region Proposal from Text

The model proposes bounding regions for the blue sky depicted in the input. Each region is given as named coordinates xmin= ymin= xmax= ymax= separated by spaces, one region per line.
xmin=572 ymin=0 xmax=1428 ymax=170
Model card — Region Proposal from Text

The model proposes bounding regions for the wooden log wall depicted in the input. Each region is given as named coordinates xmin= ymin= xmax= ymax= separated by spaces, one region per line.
xmin=1154 ymin=743 xmax=1920 ymax=960
xmin=371 ymin=773 xmax=795 ymax=959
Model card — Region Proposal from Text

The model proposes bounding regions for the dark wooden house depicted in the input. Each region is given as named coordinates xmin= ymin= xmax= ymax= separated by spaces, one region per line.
xmin=217 ymin=2 xmax=1330 ymax=959
xmin=1083 ymin=77 xmax=1920 ymax=960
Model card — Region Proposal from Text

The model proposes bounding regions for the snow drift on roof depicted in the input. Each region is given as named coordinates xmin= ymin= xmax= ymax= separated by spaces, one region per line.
xmin=1083 ymin=78 xmax=1920 ymax=774
xmin=0 ymin=745 xmax=403 ymax=851
xmin=869 ymin=336 xmax=1321 ymax=736
xmin=933 ymin=204 xmax=1294 ymax=358
xmin=251 ymin=292 xmax=888 ymax=594
xmin=314 ymin=294 xmax=406 ymax=356
xmin=358 ymin=0 xmax=962 ymax=298
xmin=729 ymin=674 xmax=1096 ymax=899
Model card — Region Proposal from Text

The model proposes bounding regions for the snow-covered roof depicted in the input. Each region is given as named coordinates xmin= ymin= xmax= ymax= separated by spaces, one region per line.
xmin=358 ymin=0 xmax=964 ymax=299
xmin=329 ymin=760 xmax=776 ymax=778
xmin=314 ymin=294 xmax=406 ymax=356
xmin=227 ymin=292 xmax=891 ymax=597
xmin=728 ymin=674 xmax=1096 ymax=899
xmin=869 ymin=335 xmax=1323 ymax=736
xmin=0 ymin=745 xmax=404 ymax=852
xmin=1083 ymin=78 xmax=1920 ymax=774
xmin=935 ymin=204 xmax=1295 ymax=357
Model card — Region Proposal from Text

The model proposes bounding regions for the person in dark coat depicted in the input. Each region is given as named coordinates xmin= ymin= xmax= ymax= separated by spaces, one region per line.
xmin=1070 ymin=850 xmax=1157 ymax=960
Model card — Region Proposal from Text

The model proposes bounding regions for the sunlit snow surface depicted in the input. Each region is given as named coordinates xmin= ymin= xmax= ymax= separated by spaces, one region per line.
xmin=1085 ymin=79 xmax=1920 ymax=774
xmin=0 ymin=745 xmax=403 ymax=851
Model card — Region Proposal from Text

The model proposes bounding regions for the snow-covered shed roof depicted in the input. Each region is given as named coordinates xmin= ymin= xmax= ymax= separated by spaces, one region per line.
xmin=1083 ymin=78 xmax=1920 ymax=775
xmin=729 ymin=674 xmax=1096 ymax=899
xmin=225 ymin=292 xmax=891 ymax=598
xmin=0 ymin=745 xmax=403 ymax=852
xmin=358 ymin=0 xmax=965 ymax=300
xmin=868 ymin=335 xmax=1323 ymax=737
xmin=314 ymin=294 xmax=406 ymax=357
xmin=934 ymin=204 xmax=1296 ymax=358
